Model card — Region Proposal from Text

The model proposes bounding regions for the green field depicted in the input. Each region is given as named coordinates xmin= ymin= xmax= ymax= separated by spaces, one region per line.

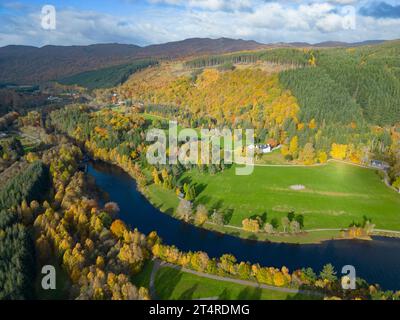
xmin=145 ymin=161 xmax=400 ymax=235
xmin=254 ymin=148 xmax=288 ymax=165
xmin=181 ymin=161 xmax=400 ymax=230
xmin=154 ymin=267 xmax=318 ymax=300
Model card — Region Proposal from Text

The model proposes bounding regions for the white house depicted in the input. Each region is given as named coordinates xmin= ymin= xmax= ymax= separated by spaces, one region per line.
xmin=258 ymin=144 xmax=272 ymax=154
xmin=247 ymin=143 xmax=277 ymax=154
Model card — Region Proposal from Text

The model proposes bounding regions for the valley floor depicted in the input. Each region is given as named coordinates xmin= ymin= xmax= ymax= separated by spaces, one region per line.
xmin=137 ymin=259 xmax=321 ymax=300
xmin=144 ymin=160 xmax=400 ymax=243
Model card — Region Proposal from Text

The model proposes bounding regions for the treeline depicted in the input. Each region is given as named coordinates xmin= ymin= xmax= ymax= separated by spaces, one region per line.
xmin=34 ymin=144 xmax=150 ymax=299
xmin=151 ymin=241 xmax=400 ymax=300
xmin=0 ymin=209 xmax=35 ymax=299
xmin=144 ymin=104 xmax=217 ymax=128
xmin=0 ymin=161 xmax=49 ymax=299
xmin=0 ymin=161 xmax=49 ymax=210
xmin=185 ymin=48 xmax=311 ymax=68
xmin=59 ymin=59 xmax=158 ymax=90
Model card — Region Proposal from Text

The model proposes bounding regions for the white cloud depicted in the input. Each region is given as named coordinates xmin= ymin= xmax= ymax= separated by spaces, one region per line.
xmin=0 ymin=1 xmax=399 ymax=47
xmin=149 ymin=0 xmax=253 ymax=11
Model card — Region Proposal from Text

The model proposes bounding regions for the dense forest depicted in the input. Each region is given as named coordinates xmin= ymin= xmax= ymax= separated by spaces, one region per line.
xmin=112 ymin=41 xmax=400 ymax=187
xmin=185 ymin=48 xmax=312 ymax=68
xmin=59 ymin=59 xmax=158 ymax=90
xmin=0 ymin=161 xmax=49 ymax=299
xmin=186 ymin=42 xmax=400 ymax=126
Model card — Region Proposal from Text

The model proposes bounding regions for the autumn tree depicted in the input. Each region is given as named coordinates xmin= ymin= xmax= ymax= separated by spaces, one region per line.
xmin=281 ymin=216 xmax=290 ymax=233
xmin=298 ymin=143 xmax=315 ymax=165
xmin=176 ymin=199 xmax=193 ymax=222
xmin=242 ymin=218 xmax=260 ymax=233
xmin=211 ymin=210 xmax=225 ymax=226
xmin=110 ymin=219 xmax=128 ymax=239
xmin=183 ymin=183 xmax=196 ymax=201
xmin=194 ymin=204 xmax=208 ymax=226
xmin=152 ymin=168 xmax=161 ymax=185
xmin=289 ymin=136 xmax=299 ymax=157
xmin=264 ymin=223 xmax=274 ymax=234
xmin=289 ymin=220 xmax=301 ymax=234
xmin=392 ymin=176 xmax=400 ymax=192
xmin=330 ymin=143 xmax=347 ymax=160
xmin=318 ymin=151 xmax=328 ymax=163
xmin=104 ymin=202 xmax=120 ymax=217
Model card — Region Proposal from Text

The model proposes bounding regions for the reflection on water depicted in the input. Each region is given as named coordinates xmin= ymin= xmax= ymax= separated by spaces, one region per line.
xmin=88 ymin=161 xmax=400 ymax=290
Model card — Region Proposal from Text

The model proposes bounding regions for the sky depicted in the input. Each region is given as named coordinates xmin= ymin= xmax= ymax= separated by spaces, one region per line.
xmin=0 ymin=0 xmax=399 ymax=47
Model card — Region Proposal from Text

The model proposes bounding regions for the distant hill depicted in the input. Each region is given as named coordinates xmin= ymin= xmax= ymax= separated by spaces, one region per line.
xmin=135 ymin=37 xmax=266 ymax=58
xmin=0 ymin=37 xmax=389 ymax=84
xmin=0 ymin=38 xmax=266 ymax=84
xmin=0 ymin=43 xmax=142 ymax=84
xmin=289 ymin=40 xmax=386 ymax=48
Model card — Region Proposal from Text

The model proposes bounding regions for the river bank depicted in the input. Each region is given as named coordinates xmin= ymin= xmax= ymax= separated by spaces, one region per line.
xmin=87 ymin=160 xmax=400 ymax=290
xmin=86 ymin=154 xmax=399 ymax=245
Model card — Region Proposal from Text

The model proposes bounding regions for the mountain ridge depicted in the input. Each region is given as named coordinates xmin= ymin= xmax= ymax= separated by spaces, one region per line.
xmin=0 ymin=37 xmax=389 ymax=84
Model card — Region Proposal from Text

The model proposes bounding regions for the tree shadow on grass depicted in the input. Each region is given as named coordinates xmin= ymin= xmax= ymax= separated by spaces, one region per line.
xmin=238 ymin=286 xmax=262 ymax=300
xmin=180 ymin=176 xmax=193 ymax=186
xmin=223 ymin=208 xmax=234 ymax=224
xmin=285 ymin=285 xmax=321 ymax=301
xmin=178 ymin=284 xmax=199 ymax=300
xmin=219 ymin=288 xmax=230 ymax=299
xmin=250 ymin=211 xmax=268 ymax=223
xmin=196 ymin=195 xmax=211 ymax=207
xmin=155 ymin=267 xmax=183 ymax=300
xmin=210 ymin=200 xmax=224 ymax=212
xmin=193 ymin=182 xmax=207 ymax=195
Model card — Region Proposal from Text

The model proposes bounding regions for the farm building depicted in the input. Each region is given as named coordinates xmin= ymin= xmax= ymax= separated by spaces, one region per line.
xmin=371 ymin=160 xmax=390 ymax=170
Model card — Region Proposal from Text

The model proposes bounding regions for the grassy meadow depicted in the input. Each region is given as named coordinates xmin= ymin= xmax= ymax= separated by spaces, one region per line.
xmin=147 ymin=161 xmax=400 ymax=233
xmin=154 ymin=267 xmax=318 ymax=300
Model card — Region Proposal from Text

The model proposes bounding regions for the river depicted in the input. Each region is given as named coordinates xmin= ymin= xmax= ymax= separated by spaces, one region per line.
xmin=88 ymin=161 xmax=400 ymax=291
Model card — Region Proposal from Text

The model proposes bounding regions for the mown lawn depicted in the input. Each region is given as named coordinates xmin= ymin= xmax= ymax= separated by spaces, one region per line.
xmin=179 ymin=161 xmax=400 ymax=230
xmin=254 ymin=148 xmax=288 ymax=165
xmin=155 ymin=267 xmax=319 ymax=300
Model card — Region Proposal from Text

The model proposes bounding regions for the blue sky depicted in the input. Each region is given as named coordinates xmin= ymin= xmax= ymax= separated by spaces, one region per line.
xmin=0 ymin=0 xmax=399 ymax=47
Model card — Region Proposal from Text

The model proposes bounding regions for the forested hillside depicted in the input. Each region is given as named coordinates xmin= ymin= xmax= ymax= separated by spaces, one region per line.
xmin=316 ymin=42 xmax=400 ymax=125
xmin=59 ymin=59 xmax=158 ymax=90
xmin=185 ymin=48 xmax=312 ymax=68
xmin=112 ymin=41 xmax=400 ymax=188
xmin=185 ymin=41 xmax=400 ymax=126
xmin=0 ymin=38 xmax=266 ymax=84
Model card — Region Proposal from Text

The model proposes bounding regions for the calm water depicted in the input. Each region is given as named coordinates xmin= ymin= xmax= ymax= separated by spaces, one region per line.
xmin=88 ymin=161 xmax=400 ymax=290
